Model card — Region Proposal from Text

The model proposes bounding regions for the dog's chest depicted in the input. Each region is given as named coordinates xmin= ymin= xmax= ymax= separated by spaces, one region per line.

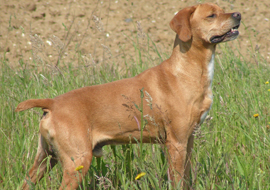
xmin=199 ymin=54 xmax=215 ymax=124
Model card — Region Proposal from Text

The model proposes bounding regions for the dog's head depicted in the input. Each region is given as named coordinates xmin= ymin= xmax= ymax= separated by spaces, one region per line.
xmin=170 ymin=3 xmax=241 ymax=44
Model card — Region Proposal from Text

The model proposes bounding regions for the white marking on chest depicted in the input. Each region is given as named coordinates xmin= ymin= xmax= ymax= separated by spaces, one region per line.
xmin=208 ymin=54 xmax=215 ymax=87
xmin=199 ymin=54 xmax=215 ymax=124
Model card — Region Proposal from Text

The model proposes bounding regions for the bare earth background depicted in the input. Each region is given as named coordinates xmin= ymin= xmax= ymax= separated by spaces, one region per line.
xmin=1 ymin=0 xmax=269 ymax=67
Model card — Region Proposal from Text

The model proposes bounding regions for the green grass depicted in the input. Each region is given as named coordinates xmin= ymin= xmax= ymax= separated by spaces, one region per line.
xmin=1 ymin=36 xmax=270 ymax=189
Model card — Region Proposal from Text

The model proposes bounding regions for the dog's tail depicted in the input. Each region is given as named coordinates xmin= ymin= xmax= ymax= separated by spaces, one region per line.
xmin=15 ymin=99 xmax=54 ymax=112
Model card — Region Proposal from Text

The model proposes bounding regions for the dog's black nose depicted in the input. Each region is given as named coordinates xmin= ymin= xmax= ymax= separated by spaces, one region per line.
xmin=232 ymin=12 xmax=241 ymax=20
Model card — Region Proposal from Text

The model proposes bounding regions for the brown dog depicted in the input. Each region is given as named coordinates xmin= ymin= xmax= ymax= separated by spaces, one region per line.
xmin=16 ymin=3 xmax=241 ymax=189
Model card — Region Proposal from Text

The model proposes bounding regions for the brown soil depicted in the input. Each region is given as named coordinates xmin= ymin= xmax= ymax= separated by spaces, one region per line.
xmin=1 ymin=0 xmax=269 ymax=68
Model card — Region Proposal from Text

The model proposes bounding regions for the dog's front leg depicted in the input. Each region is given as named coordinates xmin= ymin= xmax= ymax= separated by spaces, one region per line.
xmin=184 ymin=134 xmax=194 ymax=188
xmin=166 ymin=134 xmax=193 ymax=189
xmin=166 ymin=140 xmax=187 ymax=188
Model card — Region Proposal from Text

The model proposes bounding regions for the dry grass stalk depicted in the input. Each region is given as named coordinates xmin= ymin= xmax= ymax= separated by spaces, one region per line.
xmin=29 ymin=34 xmax=45 ymax=64
xmin=93 ymin=15 xmax=104 ymax=33
xmin=48 ymin=35 xmax=64 ymax=54
xmin=101 ymin=44 xmax=112 ymax=59
xmin=136 ymin=21 xmax=146 ymax=40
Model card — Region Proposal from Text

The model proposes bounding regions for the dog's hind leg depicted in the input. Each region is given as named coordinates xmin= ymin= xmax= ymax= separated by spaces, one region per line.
xmin=55 ymin=128 xmax=93 ymax=190
xmin=22 ymin=134 xmax=58 ymax=190
xmin=59 ymin=152 xmax=92 ymax=190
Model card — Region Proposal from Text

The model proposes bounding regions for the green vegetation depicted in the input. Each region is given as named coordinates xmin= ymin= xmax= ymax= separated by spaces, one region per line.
xmin=0 ymin=33 xmax=270 ymax=189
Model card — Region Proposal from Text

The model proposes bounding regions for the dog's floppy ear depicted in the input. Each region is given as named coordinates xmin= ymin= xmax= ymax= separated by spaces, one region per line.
xmin=170 ymin=6 xmax=197 ymax=42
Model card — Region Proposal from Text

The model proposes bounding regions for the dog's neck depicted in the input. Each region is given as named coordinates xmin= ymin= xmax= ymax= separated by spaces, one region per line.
xmin=169 ymin=35 xmax=216 ymax=89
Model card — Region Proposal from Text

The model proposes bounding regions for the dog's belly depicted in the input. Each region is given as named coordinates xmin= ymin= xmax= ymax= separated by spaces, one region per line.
xmin=91 ymin=126 xmax=164 ymax=157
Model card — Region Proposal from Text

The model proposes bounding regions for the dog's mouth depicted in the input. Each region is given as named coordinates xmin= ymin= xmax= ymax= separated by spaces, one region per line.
xmin=210 ymin=24 xmax=240 ymax=43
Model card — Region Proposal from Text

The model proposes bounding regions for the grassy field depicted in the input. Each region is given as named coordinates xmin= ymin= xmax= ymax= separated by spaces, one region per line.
xmin=1 ymin=32 xmax=270 ymax=189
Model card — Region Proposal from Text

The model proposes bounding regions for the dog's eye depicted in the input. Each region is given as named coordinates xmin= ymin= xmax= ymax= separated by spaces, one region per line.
xmin=207 ymin=14 xmax=216 ymax=18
